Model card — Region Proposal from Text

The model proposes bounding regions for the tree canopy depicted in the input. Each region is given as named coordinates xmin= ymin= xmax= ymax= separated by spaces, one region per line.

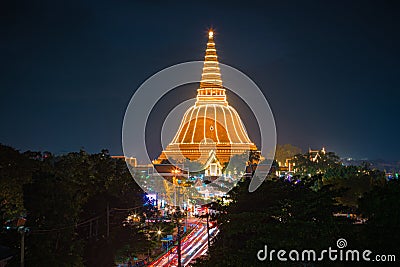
xmin=0 ymin=145 xmax=156 ymax=266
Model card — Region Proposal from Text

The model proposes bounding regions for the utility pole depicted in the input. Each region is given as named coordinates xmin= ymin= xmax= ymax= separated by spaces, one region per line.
xmin=169 ymin=202 xmax=182 ymax=267
xmin=206 ymin=211 xmax=210 ymax=250
xmin=89 ymin=220 xmax=92 ymax=238
xmin=95 ymin=218 xmax=99 ymax=237
xmin=185 ymin=208 xmax=188 ymax=233
xmin=18 ymin=226 xmax=27 ymax=267
xmin=177 ymin=221 xmax=182 ymax=267
xmin=167 ymin=242 xmax=170 ymax=263
xmin=20 ymin=229 xmax=25 ymax=267
xmin=174 ymin=184 xmax=177 ymax=206
xmin=106 ymin=202 xmax=110 ymax=238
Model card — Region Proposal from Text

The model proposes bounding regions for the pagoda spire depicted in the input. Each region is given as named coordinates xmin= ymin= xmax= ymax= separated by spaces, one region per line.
xmin=196 ymin=30 xmax=227 ymax=104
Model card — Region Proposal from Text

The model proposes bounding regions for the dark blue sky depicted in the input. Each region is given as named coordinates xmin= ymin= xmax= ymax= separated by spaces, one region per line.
xmin=1 ymin=0 xmax=399 ymax=160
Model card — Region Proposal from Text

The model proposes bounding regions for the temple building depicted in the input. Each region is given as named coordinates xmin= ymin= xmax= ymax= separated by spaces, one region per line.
xmin=156 ymin=31 xmax=258 ymax=177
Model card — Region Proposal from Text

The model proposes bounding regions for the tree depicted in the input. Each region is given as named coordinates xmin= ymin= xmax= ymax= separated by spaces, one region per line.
xmin=23 ymin=171 xmax=85 ymax=266
xmin=195 ymin=176 xmax=350 ymax=266
xmin=323 ymin=164 xmax=386 ymax=207
xmin=357 ymin=180 xmax=400 ymax=254
xmin=292 ymin=150 xmax=341 ymax=176
xmin=274 ymin=144 xmax=302 ymax=165
xmin=0 ymin=147 xmax=157 ymax=266
xmin=0 ymin=144 xmax=38 ymax=221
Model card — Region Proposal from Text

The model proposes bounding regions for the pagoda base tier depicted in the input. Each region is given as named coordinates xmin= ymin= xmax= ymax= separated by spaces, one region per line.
xmin=157 ymin=143 xmax=258 ymax=165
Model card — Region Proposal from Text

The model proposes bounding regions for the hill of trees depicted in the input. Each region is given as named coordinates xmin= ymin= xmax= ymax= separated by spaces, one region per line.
xmin=0 ymin=144 xmax=156 ymax=266
xmin=194 ymin=149 xmax=399 ymax=266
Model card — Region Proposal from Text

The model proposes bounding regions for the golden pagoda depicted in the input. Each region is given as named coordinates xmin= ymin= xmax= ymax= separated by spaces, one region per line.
xmin=157 ymin=30 xmax=257 ymax=168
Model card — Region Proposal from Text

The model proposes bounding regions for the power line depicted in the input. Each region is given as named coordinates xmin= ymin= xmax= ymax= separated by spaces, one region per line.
xmin=31 ymin=214 xmax=104 ymax=234
xmin=29 ymin=205 xmax=144 ymax=234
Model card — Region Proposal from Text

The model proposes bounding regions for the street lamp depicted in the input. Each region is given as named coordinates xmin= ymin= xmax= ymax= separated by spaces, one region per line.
xmin=171 ymin=169 xmax=181 ymax=206
xmin=157 ymin=229 xmax=162 ymax=240
xmin=156 ymin=228 xmax=163 ymax=243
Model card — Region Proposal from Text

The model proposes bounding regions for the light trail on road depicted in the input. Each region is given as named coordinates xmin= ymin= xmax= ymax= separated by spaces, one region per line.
xmin=149 ymin=222 xmax=218 ymax=267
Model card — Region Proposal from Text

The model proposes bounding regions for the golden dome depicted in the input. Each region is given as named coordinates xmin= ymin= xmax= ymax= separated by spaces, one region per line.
xmin=171 ymin=104 xmax=253 ymax=145
xmin=158 ymin=30 xmax=257 ymax=164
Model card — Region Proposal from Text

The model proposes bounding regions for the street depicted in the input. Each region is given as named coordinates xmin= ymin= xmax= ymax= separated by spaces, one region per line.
xmin=149 ymin=221 xmax=219 ymax=267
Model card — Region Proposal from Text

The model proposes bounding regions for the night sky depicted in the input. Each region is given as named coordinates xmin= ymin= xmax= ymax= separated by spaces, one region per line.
xmin=1 ymin=0 xmax=399 ymax=161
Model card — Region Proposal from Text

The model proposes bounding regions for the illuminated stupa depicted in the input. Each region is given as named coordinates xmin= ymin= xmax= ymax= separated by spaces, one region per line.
xmin=157 ymin=31 xmax=257 ymax=168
